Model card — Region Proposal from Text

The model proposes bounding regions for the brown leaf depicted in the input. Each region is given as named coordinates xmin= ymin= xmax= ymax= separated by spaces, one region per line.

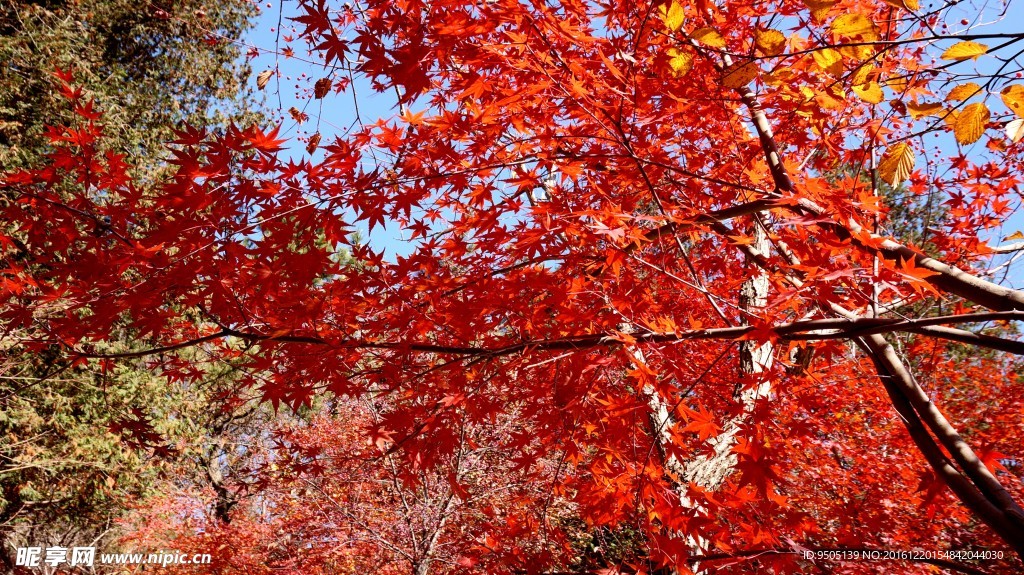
xmin=257 ymin=69 xmax=273 ymax=90
xmin=314 ymin=77 xmax=332 ymax=99
xmin=306 ymin=132 xmax=321 ymax=154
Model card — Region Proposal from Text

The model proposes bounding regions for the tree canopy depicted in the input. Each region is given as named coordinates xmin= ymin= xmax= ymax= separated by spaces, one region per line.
xmin=4 ymin=0 xmax=1024 ymax=574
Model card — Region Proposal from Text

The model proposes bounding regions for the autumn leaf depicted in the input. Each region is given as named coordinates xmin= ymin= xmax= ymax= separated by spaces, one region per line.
xmin=945 ymin=82 xmax=981 ymax=102
xmin=899 ymin=255 xmax=941 ymax=281
xmin=692 ymin=27 xmax=726 ymax=48
xmin=812 ymin=48 xmax=843 ymax=75
xmin=941 ymin=41 xmax=988 ymax=61
xmin=314 ymin=77 xmax=332 ymax=99
xmin=658 ymin=1 xmax=685 ymax=31
xmin=288 ymin=106 xmax=307 ymax=124
xmin=256 ymin=69 xmax=273 ymax=90
xmin=666 ymin=47 xmax=693 ymax=76
xmin=906 ymin=100 xmax=943 ymax=119
xmin=953 ymin=102 xmax=990 ymax=144
xmin=882 ymin=0 xmax=919 ymax=10
xmin=306 ymin=132 xmax=321 ymax=153
xmin=853 ymin=81 xmax=883 ymax=103
xmin=877 ymin=142 xmax=915 ymax=187
xmin=681 ymin=404 xmax=721 ymax=443
xmin=1007 ymin=118 xmax=1024 ymax=143
xmin=754 ymin=29 xmax=787 ymax=56
xmin=831 ymin=14 xmax=878 ymax=41
xmin=1001 ymin=84 xmax=1024 ymax=117
xmin=802 ymin=0 xmax=835 ymax=22
xmin=721 ymin=61 xmax=758 ymax=89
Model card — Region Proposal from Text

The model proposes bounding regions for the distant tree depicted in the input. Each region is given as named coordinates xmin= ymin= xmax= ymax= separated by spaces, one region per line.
xmin=0 ymin=0 xmax=258 ymax=172
xmin=0 ymin=0 xmax=260 ymax=570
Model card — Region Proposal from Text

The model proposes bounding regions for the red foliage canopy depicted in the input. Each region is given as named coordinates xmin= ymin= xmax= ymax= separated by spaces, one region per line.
xmin=4 ymin=0 xmax=1024 ymax=573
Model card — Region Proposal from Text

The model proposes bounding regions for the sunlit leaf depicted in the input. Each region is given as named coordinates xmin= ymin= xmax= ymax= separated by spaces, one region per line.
xmin=812 ymin=48 xmax=843 ymax=75
xmin=802 ymin=0 xmax=835 ymax=22
xmin=658 ymin=1 xmax=686 ymax=31
xmin=883 ymin=0 xmax=919 ymax=10
xmin=667 ymin=48 xmax=693 ymax=76
xmin=722 ymin=61 xmax=759 ymax=89
xmin=831 ymin=14 xmax=878 ymax=40
xmin=877 ymin=142 xmax=915 ymax=186
xmin=953 ymin=102 xmax=990 ymax=144
xmin=1001 ymin=84 xmax=1024 ymax=118
xmin=692 ymin=27 xmax=726 ymax=48
xmin=945 ymin=83 xmax=981 ymax=102
xmin=256 ymin=69 xmax=273 ymax=90
xmin=754 ymin=29 xmax=787 ymax=56
xmin=906 ymin=100 xmax=943 ymax=119
xmin=941 ymin=41 xmax=988 ymax=61
xmin=853 ymin=81 xmax=883 ymax=103
xmin=1007 ymin=118 xmax=1024 ymax=143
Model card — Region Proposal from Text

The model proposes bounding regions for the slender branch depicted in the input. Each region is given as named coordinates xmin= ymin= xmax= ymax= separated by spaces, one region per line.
xmin=63 ymin=311 xmax=1024 ymax=361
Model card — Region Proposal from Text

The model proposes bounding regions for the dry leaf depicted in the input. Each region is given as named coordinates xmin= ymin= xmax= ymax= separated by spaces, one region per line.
xmin=256 ymin=69 xmax=273 ymax=90
xmin=306 ymin=132 xmax=321 ymax=153
xmin=1006 ymin=118 xmax=1024 ymax=143
xmin=314 ymin=77 xmax=332 ymax=99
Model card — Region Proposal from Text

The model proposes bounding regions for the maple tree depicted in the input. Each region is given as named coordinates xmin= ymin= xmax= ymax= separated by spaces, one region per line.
xmin=5 ymin=0 xmax=1024 ymax=573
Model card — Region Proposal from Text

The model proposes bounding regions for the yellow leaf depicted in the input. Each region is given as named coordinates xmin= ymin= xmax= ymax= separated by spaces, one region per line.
xmin=953 ymin=102 xmax=990 ymax=144
xmin=943 ymin=109 xmax=960 ymax=129
xmin=877 ymin=142 xmax=915 ymax=187
xmin=906 ymin=100 xmax=943 ymax=119
xmin=658 ymin=1 xmax=686 ymax=32
xmin=1005 ymin=230 xmax=1024 ymax=241
xmin=831 ymin=14 xmax=878 ymax=40
xmin=754 ymin=29 xmax=787 ymax=56
xmin=941 ymin=41 xmax=988 ymax=61
xmin=667 ymin=48 xmax=693 ymax=76
xmin=853 ymin=81 xmax=884 ymax=103
xmin=721 ymin=61 xmax=759 ymax=89
xmin=812 ymin=48 xmax=843 ymax=75
xmin=840 ymin=44 xmax=877 ymax=61
xmin=886 ymin=75 xmax=908 ymax=92
xmin=692 ymin=27 xmax=726 ymax=48
xmin=802 ymin=0 xmax=835 ymax=22
xmin=1007 ymin=118 xmax=1024 ymax=143
xmin=945 ymin=82 xmax=981 ymax=102
xmin=849 ymin=66 xmax=871 ymax=86
xmin=1000 ymin=84 xmax=1024 ymax=118
xmin=883 ymin=0 xmax=919 ymax=10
